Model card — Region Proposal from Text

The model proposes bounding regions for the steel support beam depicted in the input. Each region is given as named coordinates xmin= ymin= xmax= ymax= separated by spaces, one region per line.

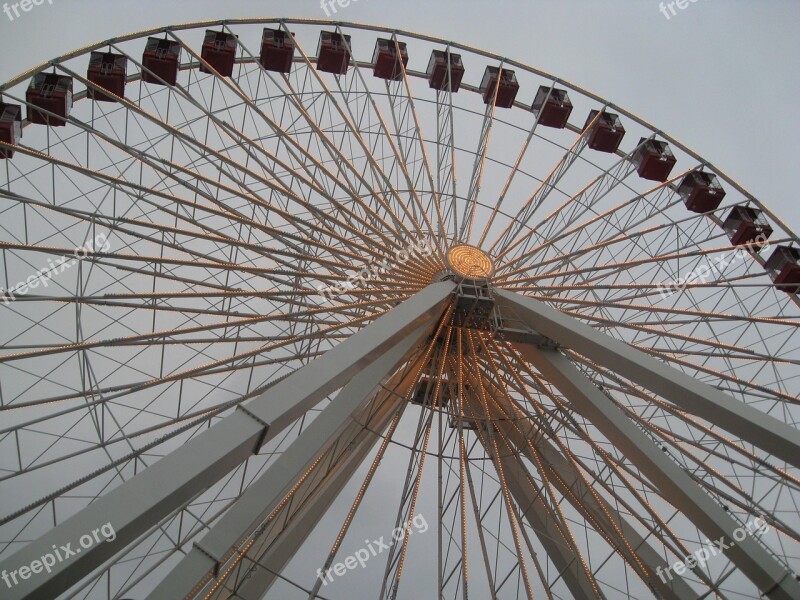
xmin=490 ymin=405 xmax=698 ymax=599
xmin=230 ymin=426 xmax=382 ymax=600
xmin=478 ymin=428 xmax=604 ymax=600
xmin=494 ymin=289 xmax=800 ymax=469
xmin=516 ymin=342 xmax=800 ymax=600
xmin=148 ymin=325 xmax=428 ymax=599
xmin=457 ymin=353 xmax=696 ymax=598
xmin=230 ymin=365 xmax=422 ymax=600
xmin=0 ymin=282 xmax=455 ymax=600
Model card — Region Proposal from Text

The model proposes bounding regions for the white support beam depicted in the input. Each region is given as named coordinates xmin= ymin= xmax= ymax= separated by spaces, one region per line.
xmin=492 ymin=414 xmax=699 ymax=599
xmin=242 ymin=282 xmax=454 ymax=444
xmin=459 ymin=357 xmax=696 ymax=598
xmin=494 ymin=289 xmax=800 ymax=469
xmin=230 ymin=427 xmax=381 ymax=600
xmin=0 ymin=282 xmax=455 ymax=600
xmin=480 ymin=431 xmax=604 ymax=600
xmin=147 ymin=325 xmax=428 ymax=599
xmin=517 ymin=343 xmax=800 ymax=600
xmin=230 ymin=366 xmax=422 ymax=600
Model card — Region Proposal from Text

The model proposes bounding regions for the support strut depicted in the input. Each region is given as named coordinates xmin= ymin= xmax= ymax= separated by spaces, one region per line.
xmin=495 ymin=288 xmax=800 ymax=469
xmin=515 ymin=342 xmax=800 ymax=600
xmin=0 ymin=282 xmax=455 ymax=600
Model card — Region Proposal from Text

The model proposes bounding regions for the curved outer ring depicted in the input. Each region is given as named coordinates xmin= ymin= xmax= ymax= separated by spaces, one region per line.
xmin=0 ymin=17 xmax=795 ymax=249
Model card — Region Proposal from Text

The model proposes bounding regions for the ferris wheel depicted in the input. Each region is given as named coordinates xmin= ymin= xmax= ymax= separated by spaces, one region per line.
xmin=0 ymin=17 xmax=798 ymax=600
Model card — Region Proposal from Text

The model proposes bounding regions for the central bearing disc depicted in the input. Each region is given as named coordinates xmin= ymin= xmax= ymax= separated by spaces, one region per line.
xmin=445 ymin=244 xmax=496 ymax=280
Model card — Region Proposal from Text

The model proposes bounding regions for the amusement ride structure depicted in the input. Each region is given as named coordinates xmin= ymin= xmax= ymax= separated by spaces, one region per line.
xmin=0 ymin=18 xmax=799 ymax=600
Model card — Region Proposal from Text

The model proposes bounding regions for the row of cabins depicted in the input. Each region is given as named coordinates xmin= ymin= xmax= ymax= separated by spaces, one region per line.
xmin=0 ymin=29 xmax=797 ymax=293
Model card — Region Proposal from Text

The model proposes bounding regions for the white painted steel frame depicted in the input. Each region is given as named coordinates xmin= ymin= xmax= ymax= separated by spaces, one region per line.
xmin=494 ymin=289 xmax=800 ymax=468
xmin=0 ymin=282 xmax=454 ymax=600
xmin=0 ymin=20 xmax=797 ymax=594
xmin=146 ymin=323 xmax=429 ymax=599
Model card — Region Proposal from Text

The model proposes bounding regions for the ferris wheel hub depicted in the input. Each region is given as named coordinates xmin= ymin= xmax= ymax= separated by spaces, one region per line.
xmin=445 ymin=244 xmax=496 ymax=281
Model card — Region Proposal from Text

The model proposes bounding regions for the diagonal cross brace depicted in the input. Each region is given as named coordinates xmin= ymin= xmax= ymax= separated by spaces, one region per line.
xmin=517 ymin=343 xmax=800 ymax=600
xmin=230 ymin=364 xmax=423 ymax=600
xmin=493 ymin=411 xmax=702 ymax=599
xmin=478 ymin=428 xmax=605 ymax=600
xmin=147 ymin=325 xmax=429 ymax=599
xmin=460 ymin=356 xmax=697 ymax=599
xmin=494 ymin=288 xmax=800 ymax=470
xmin=0 ymin=281 xmax=455 ymax=600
